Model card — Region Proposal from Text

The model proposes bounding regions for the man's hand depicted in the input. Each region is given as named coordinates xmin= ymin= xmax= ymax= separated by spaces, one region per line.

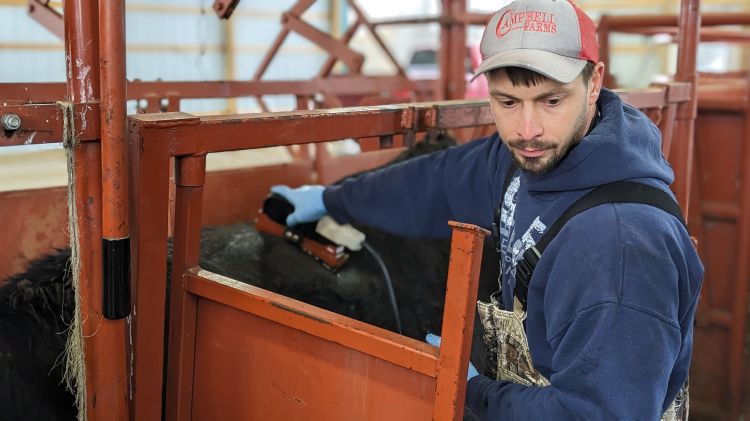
xmin=270 ymin=185 xmax=326 ymax=226
xmin=425 ymin=333 xmax=479 ymax=380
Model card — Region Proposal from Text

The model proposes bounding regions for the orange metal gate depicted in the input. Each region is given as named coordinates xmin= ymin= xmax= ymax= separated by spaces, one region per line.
xmin=127 ymin=102 xmax=499 ymax=419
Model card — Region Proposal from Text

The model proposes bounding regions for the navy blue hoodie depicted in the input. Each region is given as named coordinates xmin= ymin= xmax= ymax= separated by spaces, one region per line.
xmin=323 ymin=88 xmax=704 ymax=420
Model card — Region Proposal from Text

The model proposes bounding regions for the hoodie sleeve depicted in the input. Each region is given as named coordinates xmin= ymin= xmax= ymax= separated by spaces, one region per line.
xmin=465 ymin=202 xmax=700 ymax=420
xmin=323 ymin=135 xmax=504 ymax=238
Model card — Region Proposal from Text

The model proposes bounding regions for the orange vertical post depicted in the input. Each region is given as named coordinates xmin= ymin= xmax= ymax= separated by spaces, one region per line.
xmin=64 ymin=0 xmax=129 ymax=419
xmin=166 ymin=154 xmax=207 ymax=421
xmin=433 ymin=222 xmax=489 ymax=420
xmin=597 ymin=16 xmax=616 ymax=87
xmin=130 ymin=142 xmax=173 ymax=421
xmin=129 ymin=113 xmax=200 ymax=421
xmin=439 ymin=0 xmax=468 ymax=100
xmin=728 ymin=80 xmax=750 ymax=419
xmin=670 ymin=0 xmax=700 ymax=217
xmin=99 ymin=0 xmax=131 ymax=321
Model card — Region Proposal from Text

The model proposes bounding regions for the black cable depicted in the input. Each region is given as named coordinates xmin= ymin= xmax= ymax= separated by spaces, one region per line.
xmin=362 ymin=241 xmax=402 ymax=335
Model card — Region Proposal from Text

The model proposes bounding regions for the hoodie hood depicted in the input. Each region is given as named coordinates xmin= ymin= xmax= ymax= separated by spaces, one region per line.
xmin=523 ymin=88 xmax=674 ymax=193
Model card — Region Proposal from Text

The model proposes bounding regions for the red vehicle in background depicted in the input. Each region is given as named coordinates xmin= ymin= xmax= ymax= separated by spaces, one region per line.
xmin=465 ymin=44 xmax=489 ymax=99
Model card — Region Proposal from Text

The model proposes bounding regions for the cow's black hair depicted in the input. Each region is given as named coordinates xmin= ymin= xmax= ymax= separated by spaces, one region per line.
xmin=0 ymin=249 xmax=77 ymax=421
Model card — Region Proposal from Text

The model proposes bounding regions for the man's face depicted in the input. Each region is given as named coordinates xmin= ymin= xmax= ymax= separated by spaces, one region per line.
xmin=488 ymin=67 xmax=600 ymax=175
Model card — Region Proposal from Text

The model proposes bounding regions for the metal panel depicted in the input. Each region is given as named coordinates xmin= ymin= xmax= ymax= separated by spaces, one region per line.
xmin=0 ymin=187 xmax=68 ymax=283
xmin=190 ymin=293 xmax=436 ymax=420
xmin=175 ymin=211 xmax=487 ymax=420
xmin=690 ymin=90 xmax=750 ymax=419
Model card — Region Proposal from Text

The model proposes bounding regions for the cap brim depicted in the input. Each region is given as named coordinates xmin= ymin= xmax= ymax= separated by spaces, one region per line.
xmin=473 ymin=49 xmax=588 ymax=84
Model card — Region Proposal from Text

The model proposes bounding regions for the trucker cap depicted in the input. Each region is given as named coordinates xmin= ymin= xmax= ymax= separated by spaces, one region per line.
xmin=474 ymin=0 xmax=599 ymax=84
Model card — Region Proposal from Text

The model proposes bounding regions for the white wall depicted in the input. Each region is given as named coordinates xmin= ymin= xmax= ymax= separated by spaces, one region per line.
xmin=0 ymin=0 xmax=331 ymax=114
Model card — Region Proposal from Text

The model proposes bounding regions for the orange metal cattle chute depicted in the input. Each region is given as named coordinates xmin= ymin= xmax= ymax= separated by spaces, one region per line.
xmin=127 ymin=101 xmax=498 ymax=420
xmin=0 ymin=0 xmax=705 ymax=419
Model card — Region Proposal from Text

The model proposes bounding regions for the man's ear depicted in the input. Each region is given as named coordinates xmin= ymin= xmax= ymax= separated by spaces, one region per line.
xmin=588 ymin=62 xmax=606 ymax=105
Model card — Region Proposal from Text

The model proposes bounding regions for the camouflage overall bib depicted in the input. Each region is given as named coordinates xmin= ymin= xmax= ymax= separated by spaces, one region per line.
xmin=476 ymin=292 xmax=689 ymax=420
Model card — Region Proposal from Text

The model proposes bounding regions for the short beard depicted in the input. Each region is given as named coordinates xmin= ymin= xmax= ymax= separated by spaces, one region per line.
xmin=508 ymin=101 xmax=589 ymax=176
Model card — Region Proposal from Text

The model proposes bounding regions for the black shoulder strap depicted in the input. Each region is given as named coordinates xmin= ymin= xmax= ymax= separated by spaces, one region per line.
xmin=538 ymin=181 xmax=685 ymax=253
xmin=514 ymin=181 xmax=686 ymax=311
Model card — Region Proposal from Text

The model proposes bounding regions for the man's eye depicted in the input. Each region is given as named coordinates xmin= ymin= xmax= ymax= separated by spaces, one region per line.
xmin=500 ymin=100 xmax=516 ymax=108
xmin=546 ymin=98 xmax=562 ymax=106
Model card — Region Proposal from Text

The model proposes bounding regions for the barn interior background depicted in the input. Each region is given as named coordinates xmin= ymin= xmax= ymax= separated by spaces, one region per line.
xmin=1 ymin=0 xmax=749 ymax=420
xmin=2 ymin=0 xmax=747 ymax=203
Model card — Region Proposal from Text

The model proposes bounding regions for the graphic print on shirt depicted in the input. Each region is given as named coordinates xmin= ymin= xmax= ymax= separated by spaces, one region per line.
xmin=499 ymin=176 xmax=547 ymax=285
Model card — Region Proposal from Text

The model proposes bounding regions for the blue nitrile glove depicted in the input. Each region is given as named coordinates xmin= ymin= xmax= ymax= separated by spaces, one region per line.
xmin=425 ymin=333 xmax=479 ymax=380
xmin=270 ymin=185 xmax=326 ymax=226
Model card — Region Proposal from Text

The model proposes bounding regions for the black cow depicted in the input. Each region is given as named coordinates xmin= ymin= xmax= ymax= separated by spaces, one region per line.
xmin=1 ymin=135 xmax=498 ymax=420
xmin=0 ymin=250 xmax=77 ymax=421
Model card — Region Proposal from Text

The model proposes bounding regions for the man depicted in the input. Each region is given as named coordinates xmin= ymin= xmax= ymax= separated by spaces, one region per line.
xmin=272 ymin=0 xmax=704 ymax=419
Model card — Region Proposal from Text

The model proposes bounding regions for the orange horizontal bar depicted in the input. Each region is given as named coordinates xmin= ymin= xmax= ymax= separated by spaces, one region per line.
xmin=600 ymin=12 xmax=750 ymax=29
xmin=0 ymin=102 xmax=100 ymax=146
xmin=131 ymin=101 xmax=485 ymax=155
xmin=185 ymin=269 xmax=440 ymax=377
xmin=701 ymin=200 xmax=741 ymax=220
xmin=127 ymin=92 xmax=692 ymax=156
xmin=5 ymin=87 xmax=693 ymax=149
xmin=613 ymin=87 xmax=668 ymax=109
xmin=0 ymin=76 xmax=433 ymax=103
xmin=426 ymin=100 xmax=495 ymax=129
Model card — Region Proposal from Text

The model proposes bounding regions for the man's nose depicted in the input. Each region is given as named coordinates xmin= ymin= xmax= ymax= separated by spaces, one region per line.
xmin=516 ymin=108 xmax=543 ymax=140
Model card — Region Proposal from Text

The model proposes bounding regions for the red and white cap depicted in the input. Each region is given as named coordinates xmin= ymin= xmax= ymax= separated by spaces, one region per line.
xmin=474 ymin=0 xmax=599 ymax=83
